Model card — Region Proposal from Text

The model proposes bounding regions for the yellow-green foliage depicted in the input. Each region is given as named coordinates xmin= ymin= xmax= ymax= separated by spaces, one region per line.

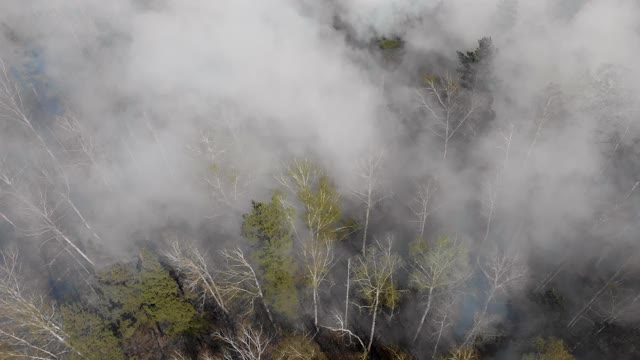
xmin=523 ymin=337 xmax=574 ymax=360
xmin=354 ymin=242 xmax=403 ymax=311
xmin=298 ymin=175 xmax=342 ymax=241
xmin=242 ymin=191 xmax=299 ymax=319
xmin=209 ymin=162 xmax=240 ymax=184
xmin=423 ymin=73 xmax=439 ymax=84
xmin=335 ymin=217 xmax=360 ymax=241
xmin=377 ymin=38 xmax=402 ymax=49
xmin=439 ymin=346 xmax=479 ymax=360
xmin=270 ymin=335 xmax=328 ymax=359
xmin=381 ymin=345 xmax=415 ymax=360
xmin=409 ymin=234 xmax=469 ymax=292
xmin=422 ymin=73 xmax=459 ymax=95
xmin=283 ymin=159 xmax=342 ymax=242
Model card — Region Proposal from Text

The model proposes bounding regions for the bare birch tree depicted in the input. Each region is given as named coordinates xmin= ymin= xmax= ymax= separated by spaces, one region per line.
xmin=0 ymin=58 xmax=60 ymax=166
xmin=218 ymin=247 xmax=275 ymax=326
xmin=321 ymin=313 xmax=365 ymax=351
xmin=353 ymin=237 xmax=403 ymax=356
xmin=409 ymin=235 xmax=469 ymax=344
xmin=567 ymin=254 xmax=633 ymax=329
xmin=352 ymin=150 xmax=389 ymax=255
xmin=277 ymin=159 xmax=341 ymax=243
xmin=481 ymin=123 xmax=514 ymax=245
xmin=463 ymin=245 xmax=526 ymax=346
xmin=0 ymin=58 xmax=101 ymax=245
xmin=416 ymin=72 xmax=476 ymax=160
xmin=0 ymin=250 xmax=81 ymax=359
xmin=53 ymin=111 xmax=113 ymax=190
xmin=277 ymin=159 xmax=318 ymax=197
xmin=430 ymin=296 xmax=457 ymax=360
xmin=188 ymin=129 xmax=251 ymax=214
xmin=4 ymin=173 xmax=94 ymax=270
xmin=592 ymin=280 xmax=640 ymax=336
xmin=527 ymin=91 xmax=557 ymax=158
xmin=300 ymin=238 xmax=335 ymax=328
xmin=164 ymin=241 xmax=228 ymax=314
xmin=409 ymin=177 xmax=440 ymax=240
xmin=214 ymin=322 xmax=271 ymax=360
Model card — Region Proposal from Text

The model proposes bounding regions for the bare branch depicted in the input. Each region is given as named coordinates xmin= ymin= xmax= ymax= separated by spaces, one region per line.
xmin=164 ymin=241 xmax=228 ymax=314
xmin=301 ymin=238 xmax=335 ymax=328
xmin=352 ymin=149 xmax=389 ymax=255
xmin=353 ymin=236 xmax=403 ymax=355
xmin=321 ymin=313 xmax=365 ymax=351
xmin=0 ymin=250 xmax=81 ymax=359
xmin=218 ymin=247 xmax=274 ymax=326
xmin=214 ymin=323 xmax=271 ymax=360
xmin=463 ymin=245 xmax=526 ymax=346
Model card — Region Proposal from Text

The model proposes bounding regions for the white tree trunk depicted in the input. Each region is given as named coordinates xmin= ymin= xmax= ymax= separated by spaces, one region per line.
xmin=313 ymin=286 xmax=319 ymax=328
xmin=361 ymin=203 xmax=371 ymax=255
xmin=431 ymin=312 xmax=447 ymax=360
xmin=345 ymin=257 xmax=351 ymax=328
xmin=412 ymin=287 xmax=433 ymax=343
xmin=366 ymin=290 xmax=380 ymax=355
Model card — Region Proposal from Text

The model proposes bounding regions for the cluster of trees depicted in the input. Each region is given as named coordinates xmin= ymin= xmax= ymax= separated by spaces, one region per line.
xmin=0 ymin=156 xmax=546 ymax=359
xmin=2 ymin=27 xmax=640 ymax=359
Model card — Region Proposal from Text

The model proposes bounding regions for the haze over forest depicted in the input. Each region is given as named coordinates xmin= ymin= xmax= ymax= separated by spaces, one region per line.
xmin=1 ymin=0 xmax=640 ymax=359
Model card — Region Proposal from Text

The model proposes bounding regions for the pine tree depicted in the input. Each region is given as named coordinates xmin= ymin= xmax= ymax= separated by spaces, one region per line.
xmin=457 ymin=37 xmax=495 ymax=92
xmin=242 ymin=191 xmax=299 ymax=319
xmin=455 ymin=37 xmax=497 ymax=136
xmin=96 ymin=251 xmax=198 ymax=342
xmin=62 ymin=306 xmax=125 ymax=360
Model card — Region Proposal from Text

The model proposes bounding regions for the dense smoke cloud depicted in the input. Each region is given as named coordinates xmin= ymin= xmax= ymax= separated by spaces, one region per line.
xmin=2 ymin=0 xmax=390 ymax=250
xmin=1 ymin=0 xmax=640 ymax=358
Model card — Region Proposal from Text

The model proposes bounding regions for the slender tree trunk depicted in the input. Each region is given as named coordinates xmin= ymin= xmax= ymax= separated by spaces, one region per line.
xmin=443 ymin=113 xmax=450 ymax=160
xmin=0 ymin=210 xmax=16 ymax=229
xmin=362 ymin=203 xmax=371 ymax=255
xmin=313 ymin=286 xmax=319 ymax=328
xmin=412 ymin=287 xmax=434 ymax=343
xmin=59 ymin=231 xmax=94 ymax=267
xmin=345 ymin=257 xmax=351 ymax=328
xmin=67 ymin=198 xmax=101 ymax=242
xmin=419 ymin=203 xmax=428 ymax=240
xmin=366 ymin=291 xmax=380 ymax=356
xmin=443 ymin=135 xmax=448 ymax=160
xmin=261 ymin=296 xmax=275 ymax=328
xmin=527 ymin=97 xmax=552 ymax=158
xmin=568 ymin=258 xmax=630 ymax=328
xmin=206 ymin=280 xmax=227 ymax=314
xmin=464 ymin=289 xmax=494 ymax=347
xmin=535 ymin=260 xmax=565 ymax=293
xmin=432 ymin=312 xmax=447 ymax=360
xmin=250 ymin=266 xmax=275 ymax=327
xmin=482 ymin=195 xmax=495 ymax=245
xmin=19 ymin=113 xmax=100 ymax=259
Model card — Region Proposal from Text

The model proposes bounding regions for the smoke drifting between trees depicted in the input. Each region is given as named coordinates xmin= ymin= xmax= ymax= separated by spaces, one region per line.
xmin=1 ymin=0 xmax=640 ymax=359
